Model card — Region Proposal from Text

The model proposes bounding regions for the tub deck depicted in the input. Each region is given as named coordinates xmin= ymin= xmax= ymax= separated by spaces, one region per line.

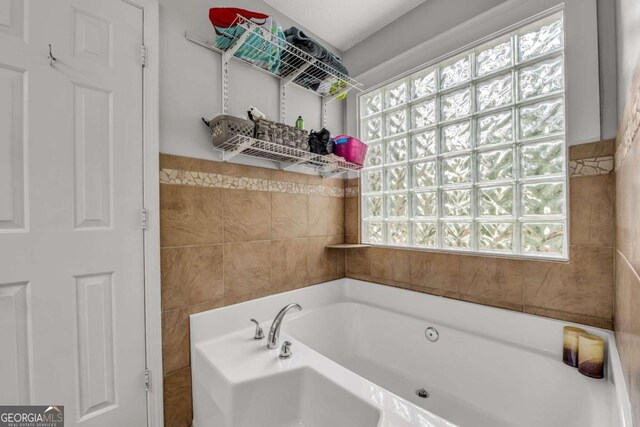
xmin=190 ymin=279 xmax=631 ymax=427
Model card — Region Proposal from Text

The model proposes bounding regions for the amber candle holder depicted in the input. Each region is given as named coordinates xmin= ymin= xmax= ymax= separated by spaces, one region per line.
xmin=578 ymin=333 xmax=605 ymax=379
xmin=562 ymin=326 xmax=585 ymax=367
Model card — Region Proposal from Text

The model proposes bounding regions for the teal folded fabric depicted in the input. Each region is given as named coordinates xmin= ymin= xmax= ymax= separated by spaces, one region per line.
xmin=215 ymin=19 xmax=285 ymax=74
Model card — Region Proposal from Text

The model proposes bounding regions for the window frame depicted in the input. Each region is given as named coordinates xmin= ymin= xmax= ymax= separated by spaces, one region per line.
xmin=356 ymin=9 xmax=570 ymax=261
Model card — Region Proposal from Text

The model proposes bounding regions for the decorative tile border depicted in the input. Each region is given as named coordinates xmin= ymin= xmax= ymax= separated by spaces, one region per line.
xmin=569 ymin=156 xmax=614 ymax=177
xmin=616 ymin=84 xmax=640 ymax=171
xmin=338 ymin=153 xmax=614 ymax=191
xmin=160 ymin=168 xmax=345 ymax=197
xmin=345 ymin=187 xmax=359 ymax=198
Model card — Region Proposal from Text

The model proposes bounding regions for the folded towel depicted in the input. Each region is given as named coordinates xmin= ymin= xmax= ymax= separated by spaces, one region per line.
xmin=280 ymin=27 xmax=349 ymax=94
xmin=284 ymin=27 xmax=347 ymax=74
xmin=209 ymin=8 xmax=285 ymax=74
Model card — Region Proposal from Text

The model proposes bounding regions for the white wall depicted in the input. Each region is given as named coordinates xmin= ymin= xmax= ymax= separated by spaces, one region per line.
xmin=158 ymin=0 xmax=346 ymax=163
xmin=344 ymin=0 xmax=606 ymax=145
xmin=615 ymin=0 xmax=640 ymax=118
xmin=598 ymin=0 xmax=619 ymax=139
xmin=343 ymin=0 xmax=507 ymax=77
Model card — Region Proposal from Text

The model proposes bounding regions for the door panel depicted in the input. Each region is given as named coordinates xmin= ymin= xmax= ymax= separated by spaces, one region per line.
xmin=75 ymin=272 xmax=116 ymax=420
xmin=0 ymin=1 xmax=147 ymax=425
xmin=72 ymin=82 xmax=113 ymax=229
xmin=0 ymin=0 xmax=26 ymax=40
xmin=72 ymin=8 xmax=113 ymax=68
xmin=0 ymin=63 xmax=26 ymax=230
xmin=0 ymin=281 xmax=30 ymax=404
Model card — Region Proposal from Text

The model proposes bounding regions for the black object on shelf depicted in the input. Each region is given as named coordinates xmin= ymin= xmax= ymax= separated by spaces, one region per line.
xmin=308 ymin=128 xmax=335 ymax=155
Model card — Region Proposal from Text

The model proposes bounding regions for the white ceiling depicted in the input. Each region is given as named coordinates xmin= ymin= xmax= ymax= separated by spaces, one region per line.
xmin=264 ymin=0 xmax=426 ymax=52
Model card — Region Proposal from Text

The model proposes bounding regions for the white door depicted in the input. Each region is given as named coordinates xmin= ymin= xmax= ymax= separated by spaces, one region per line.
xmin=0 ymin=0 xmax=147 ymax=426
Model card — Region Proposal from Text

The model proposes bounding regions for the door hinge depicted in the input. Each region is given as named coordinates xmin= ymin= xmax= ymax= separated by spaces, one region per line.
xmin=144 ymin=368 xmax=151 ymax=391
xmin=141 ymin=44 xmax=147 ymax=67
xmin=141 ymin=208 xmax=149 ymax=230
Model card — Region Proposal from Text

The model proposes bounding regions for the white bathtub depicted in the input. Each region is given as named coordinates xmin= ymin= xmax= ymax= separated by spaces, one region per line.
xmin=190 ymin=278 xmax=632 ymax=427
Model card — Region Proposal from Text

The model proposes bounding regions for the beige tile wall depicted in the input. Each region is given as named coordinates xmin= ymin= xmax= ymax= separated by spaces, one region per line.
xmin=344 ymin=139 xmax=615 ymax=330
xmin=159 ymin=136 xmax=620 ymax=426
xmin=614 ymin=62 xmax=640 ymax=425
xmin=159 ymin=154 xmax=345 ymax=427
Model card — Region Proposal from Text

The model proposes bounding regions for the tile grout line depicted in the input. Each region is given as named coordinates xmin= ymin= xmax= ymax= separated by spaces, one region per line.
xmin=222 ymin=188 xmax=226 ymax=304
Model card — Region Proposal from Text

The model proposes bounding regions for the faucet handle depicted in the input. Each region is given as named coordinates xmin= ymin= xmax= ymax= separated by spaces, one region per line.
xmin=279 ymin=341 xmax=292 ymax=359
xmin=250 ymin=319 xmax=264 ymax=340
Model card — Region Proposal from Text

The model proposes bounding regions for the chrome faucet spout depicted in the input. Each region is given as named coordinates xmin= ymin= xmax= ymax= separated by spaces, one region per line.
xmin=267 ymin=303 xmax=302 ymax=349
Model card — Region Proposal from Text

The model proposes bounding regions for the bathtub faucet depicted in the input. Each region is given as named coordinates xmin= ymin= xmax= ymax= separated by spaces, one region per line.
xmin=267 ymin=303 xmax=302 ymax=349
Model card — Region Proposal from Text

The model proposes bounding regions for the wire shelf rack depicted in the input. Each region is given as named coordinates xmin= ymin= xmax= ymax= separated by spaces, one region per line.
xmin=185 ymin=14 xmax=363 ymax=100
xmin=216 ymin=135 xmax=362 ymax=177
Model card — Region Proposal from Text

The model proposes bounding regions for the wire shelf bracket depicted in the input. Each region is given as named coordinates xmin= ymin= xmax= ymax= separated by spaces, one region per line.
xmin=220 ymin=135 xmax=256 ymax=162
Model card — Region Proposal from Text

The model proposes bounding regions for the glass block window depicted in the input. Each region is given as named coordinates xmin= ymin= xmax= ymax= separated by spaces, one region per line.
xmin=359 ymin=13 xmax=567 ymax=259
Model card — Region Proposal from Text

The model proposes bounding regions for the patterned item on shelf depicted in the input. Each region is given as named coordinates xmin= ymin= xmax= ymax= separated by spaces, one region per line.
xmin=253 ymin=118 xmax=309 ymax=151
